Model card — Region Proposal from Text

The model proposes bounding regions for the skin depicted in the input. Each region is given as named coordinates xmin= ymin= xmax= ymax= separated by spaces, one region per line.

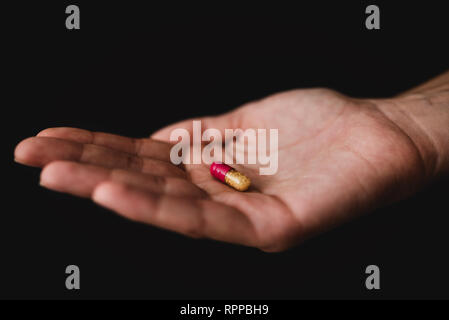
xmin=14 ymin=71 xmax=449 ymax=252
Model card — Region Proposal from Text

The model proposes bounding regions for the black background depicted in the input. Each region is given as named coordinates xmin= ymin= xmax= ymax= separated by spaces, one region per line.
xmin=2 ymin=1 xmax=449 ymax=299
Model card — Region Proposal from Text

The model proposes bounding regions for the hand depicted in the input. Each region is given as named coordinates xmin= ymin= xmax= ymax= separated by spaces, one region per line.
xmin=14 ymin=84 xmax=449 ymax=251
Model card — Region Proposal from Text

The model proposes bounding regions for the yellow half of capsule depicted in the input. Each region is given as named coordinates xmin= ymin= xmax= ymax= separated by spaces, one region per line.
xmin=224 ymin=169 xmax=251 ymax=192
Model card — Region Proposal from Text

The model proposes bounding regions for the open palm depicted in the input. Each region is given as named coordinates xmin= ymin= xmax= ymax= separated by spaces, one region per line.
xmin=14 ymin=89 xmax=426 ymax=251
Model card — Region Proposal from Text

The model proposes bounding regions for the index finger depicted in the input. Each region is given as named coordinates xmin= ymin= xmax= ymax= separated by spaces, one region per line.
xmin=38 ymin=127 xmax=173 ymax=162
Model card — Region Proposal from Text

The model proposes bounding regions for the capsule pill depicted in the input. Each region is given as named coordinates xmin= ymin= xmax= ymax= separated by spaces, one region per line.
xmin=210 ymin=162 xmax=251 ymax=192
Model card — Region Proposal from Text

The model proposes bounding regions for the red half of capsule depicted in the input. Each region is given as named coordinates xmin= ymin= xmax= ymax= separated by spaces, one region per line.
xmin=210 ymin=162 xmax=232 ymax=182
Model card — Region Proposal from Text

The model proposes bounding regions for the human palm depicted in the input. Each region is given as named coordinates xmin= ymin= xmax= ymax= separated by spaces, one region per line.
xmin=14 ymin=89 xmax=426 ymax=251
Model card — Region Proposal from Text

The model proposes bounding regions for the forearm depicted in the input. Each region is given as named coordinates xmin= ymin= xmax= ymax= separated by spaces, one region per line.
xmin=400 ymin=71 xmax=449 ymax=96
xmin=376 ymin=71 xmax=449 ymax=179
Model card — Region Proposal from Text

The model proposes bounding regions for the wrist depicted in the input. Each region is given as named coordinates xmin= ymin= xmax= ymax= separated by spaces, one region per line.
xmin=375 ymin=91 xmax=449 ymax=179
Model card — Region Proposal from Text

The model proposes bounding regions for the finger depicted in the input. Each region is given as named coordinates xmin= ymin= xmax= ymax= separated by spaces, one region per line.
xmin=151 ymin=113 xmax=241 ymax=142
xmin=40 ymin=161 xmax=206 ymax=198
xmin=37 ymin=127 xmax=172 ymax=162
xmin=15 ymin=137 xmax=185 ymax=178
xmin=92 ymin=181 xmax=259 ymax=247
